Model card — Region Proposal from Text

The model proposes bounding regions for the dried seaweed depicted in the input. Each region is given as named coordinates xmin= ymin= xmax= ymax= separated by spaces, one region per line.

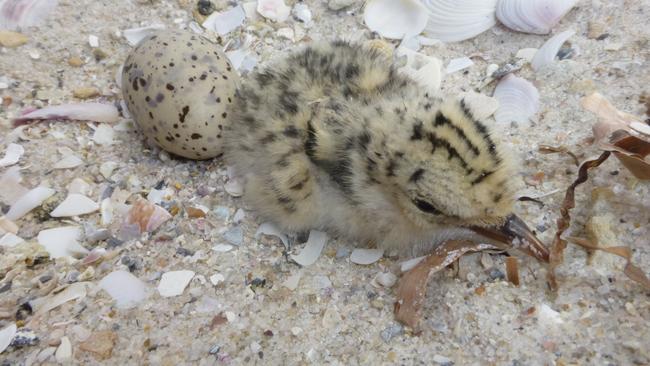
xmin=566 ymin=237 xmax=650 ymax=290
xmin=394 ymin=241 xmax=498 ymax=329
xmin=538 ymin=144 xmax=580 ymax=166
xmin=547 ymin=152 xmax=611 ymax=291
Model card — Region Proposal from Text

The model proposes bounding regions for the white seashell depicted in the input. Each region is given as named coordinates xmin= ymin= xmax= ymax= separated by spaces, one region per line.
xmin=496 ymin=0 xmax=577 ymax=35
xmin=277 ymin=27 xmax=294 ymax=41
xmin=100 ymin=198 xmax=113 ymax=226
xmin=531 ymin=29 xmax=575 ymax=71
xmin=224 ymin=178 xmax=243 ymax=197
xmin=0 ymin=143 xmax=24 ymax=167
xmin=55 ymin=336 xmax=72 ymax=363
xmin=0 ymin=323 xmax=17 ymax=354
xmin=0 ymin=166 xmax=28 ymax=205
xmin=242 ymin=1 xmax=260 ymax=21
xmin=292 ymin=3 xmax=312 ymax=24
xmin=37 ymin=226 xmax=88 ymax=259
xmin=364 ymin=0 xmax=428 ymax=40
xmin=123 ymin=24 xmax=166 ymax=46
xmin=0 ymin=232 xmax=24 ymax=247
xmin=13 ymin=103 xmax=119 ymax=125
xmin=209 ymin=273 xmax=225 ymax=286
xmin=257 ymin=0 xmax=291 ymax=23
xmin=0 ymin=0 xmax=58 ymax=31
xmin=515 ymin=47 xmax=538 ymax=62
xmin=6 ymin=186 xmax=55 ymax=221
xmin=232 ymin=208 xmax=245 ymax=223
xmin=630 ymin=121 xmax=650 ymax=136
xmin=99 ymin=270 xmax=149 ymax=309
xmin=99 ymin=161 xmax=117 ymax=179
xmin=255 ymin=222 xmax=289 ymax=248
xmin=146 ymin=187 xmax=173 ymax=204
xmin=350 ymin=248 xmax=384 ymax=265
xmin=88 ymin=34 xmax=99 ymax=48
xmin=33 ymin=282 xmax=89 ymax=314
xmin=396 ymin=48 xmax=443 ymax=92
xmin=92 ymin=124 xmax=115 ymax=145
xmin=67 ymin=178 xmax=91 ymax=195
xmin=212 ymin=243 xmax=234 ymax=252
xmin=374 ymin=272 xmax=398 ymax=287
xmin=158 ymin=270 xmax=195 ymax=297
xmin=422 ymin=0 xmax=498 ymax=42
xmin=50 ymin=193 xmax=99 ymax=217
xmin=446 ymin=56 xmax=474 ymax=74
xmin=493 ymin=74 xmax=539 ymax=126
xmin=53 ymin=155 xmax=83 ymax=169
xmin=291 ymin=230 xmax=328 ymax=266
xmin=202 ymin=5 xmax=245 ymax=36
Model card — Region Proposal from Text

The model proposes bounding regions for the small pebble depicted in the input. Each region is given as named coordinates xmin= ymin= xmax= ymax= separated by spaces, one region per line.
xmin=68 ymin=56 xmax=85 ymax=67
xmin=487 ymin=268 xmax=505 ymax=281
xmin=73 ymin=87 xmax=100 ymax=99
xmin=10 ymin=328 xmax=39 ymax=347
xmin=0 ymin=30 xmax=29 ymax=47
xmin=222 ymin=226 xmax=243 ymax=246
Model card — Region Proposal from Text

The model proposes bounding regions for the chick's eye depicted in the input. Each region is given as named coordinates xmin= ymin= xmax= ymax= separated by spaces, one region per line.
xmin=412 ymin=199 xmax=442 ymax=215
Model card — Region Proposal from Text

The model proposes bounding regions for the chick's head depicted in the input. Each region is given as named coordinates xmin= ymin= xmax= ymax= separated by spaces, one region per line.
xmin=376 ymin=97 xmax=517 ymax=229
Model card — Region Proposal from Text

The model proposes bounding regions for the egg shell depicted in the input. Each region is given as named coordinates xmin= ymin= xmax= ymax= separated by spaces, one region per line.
xmin=122 ymin=30 xmax=239 ymax=159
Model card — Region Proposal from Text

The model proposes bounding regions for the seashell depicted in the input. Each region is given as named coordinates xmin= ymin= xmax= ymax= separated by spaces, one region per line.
xmin=0 ymin=0 xmax=58 ymax=31
xmin=496 ymin=0 xmax=577 ymax=35
xmin=364 ymin=0 xmax=428 ymax=40
xmin=224 ymin=178 xmax=243 ymax=197
xmin=33 ymin=282 xmax=89 ymax=314
xmin=292 ymin=3 xmax=312 ymax=24
xmin=400 ymin=255 xmax=426 ymax=272
xmin=158 ymin=270 xmax=195 ymax=297
xmin=100 ymin=198 xmax=113 ymax=226
xmin=531 ymin=29 xmax=575 ymax=71
xmin=5 ymin=186 xmax=55 ymax=221
xmin=256 ymin=0 xmax=290 ymax=23
xmin=50 ymin=193 xmax=99 ymax=217
xmin=122 ymin=24 xmax=166 ymax=46
xmin=350 ymin=248 xmax=384 ymax=265
xmin=13 ymin=103 xmax=119 ymax=126
xmin=124 ymin=198 xmax=172 ymax=233
xmin=396 ymin=48 xmax=443 ymax=92
xmin=446 ymin=56 xmax=474 ymax=74
xmin=0 ymin=323 xmax=17 ymax=354
xmin=53 ymin=155 xmax=83 ymax=169
xmin=0 ymin=166 xmax=28 ymax=205
xmin=291 ymin=230 xmax=328 ymax=266
xmin=0 ymin=143 xmax=24 ymax=167
xmin=0 ymin=216 xmax=18 ymax=235
xmin=67 ymin=178 xmax=91 ymax=196
xmin=255 ymin=222 xmax=289 ymax=248
xmin=37 ymin=226 xmax=88 ymax=259
xmin=99 ymin=270 xmax=149 ymax=309
xmin=0 ymin=232 xmax=24 ymax=247
xmin=515 ymin=47 xmax=538 ymax=62
xmin=202 ymin=5 xmax=245 ymax=36
xmin=91 ymin=124 xmax=114 ymax=145
xmin=421 ymin=0 xmax=498 ymax=42
xmin=493 ymin=74 xmax=540 ymax=126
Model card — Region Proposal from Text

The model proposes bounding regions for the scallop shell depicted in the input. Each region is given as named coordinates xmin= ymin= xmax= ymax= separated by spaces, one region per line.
xmin=421 ymin=0 xmax=498 ymax=42
xmin=364 ymin=0 xmax=428 ymax=40
xmin=531 ymin=29 xmax=575 ymax=71
xmin=496 ymin=0 xmax=577 ymax=35
xmin=0 ymin=0 xmax=58 ymax=30
xmin=493 ymin=74 xmax=540 ymax=126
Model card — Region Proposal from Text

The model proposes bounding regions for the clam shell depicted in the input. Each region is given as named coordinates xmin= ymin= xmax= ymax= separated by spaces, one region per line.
xmin=531 ymin=29 xmax=575 ymax=71
xmin=493 ymin=74 xmax=539 ymax=126
xmin=496 ymin=0 xmax=577 ymax=35
xmin=364 ymin=0 xmax=428 ymax=40
xmin=422 ymin=0 xmax=498 ymax=42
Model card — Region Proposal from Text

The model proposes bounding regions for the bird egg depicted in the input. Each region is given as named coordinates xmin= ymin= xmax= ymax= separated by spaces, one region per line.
xmin=122 ymin=30 xmax=238 ymax=159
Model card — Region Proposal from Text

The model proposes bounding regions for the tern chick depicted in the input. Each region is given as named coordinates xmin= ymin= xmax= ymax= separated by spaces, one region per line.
xmin=224 ymin=40 xmax=547 ymax=258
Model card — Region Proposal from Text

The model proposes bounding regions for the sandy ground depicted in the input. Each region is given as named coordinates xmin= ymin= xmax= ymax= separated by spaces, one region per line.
xmin=1 ymin=0 xmax=649 ymax=364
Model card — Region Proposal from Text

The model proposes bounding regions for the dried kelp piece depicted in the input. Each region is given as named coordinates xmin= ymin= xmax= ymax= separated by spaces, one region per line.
xmin=517 ymin=196 xmax=545 ymax=207
xmin=566 ymin=237 xmax=650 ymax=290
xmin=605 ymin=135 xmax=650 ymax=180
xmin=394 ymin=241 xmax=498 ymax=329
xmin=547 ymin=152 xmax=611 ymax=291
xmin=505 ymin=257 xmax=520 ymax=286
xmin=538 ymin=144 xmax=579 ymax=166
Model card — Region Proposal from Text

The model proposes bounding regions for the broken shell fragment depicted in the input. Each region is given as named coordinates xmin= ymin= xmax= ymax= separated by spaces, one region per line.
xmin=0 ymin=143 xmax=24 ymax=167
xmin=493 ymin=74 xmax=539 ymax=126
xmin=256 ymin=0 xmax=290 ymax=23
xmin=5 ymin=186 xmax=56 ymax=221
xmin=531 ymin=29 xmax=575 ymax=71
xmin=13 ymin=103 xmax=119 ymax=126
xmin=99 ymin=270 xmax=149 ymax=308
xmin=37 ymin=226 xmax=88 ymax=259
xmin=422 ymin=0 xmax=498 ymax=42
xmin=364 ymin=0 xmax=428 ymax=40
xmin=496 ymin=0 xmax=577 ymax=35
xmin=291 ymin=230 xmax=328 ymax=266
xmin=123 ymin=24 xmax=166 ymax=46
xmin=50 ymin=194 xmax=99 ymax=217
xmin=124 ymin=199 xmax=172 ymax=234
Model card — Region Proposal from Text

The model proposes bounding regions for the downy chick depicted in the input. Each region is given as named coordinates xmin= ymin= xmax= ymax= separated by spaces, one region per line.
xmin=224 ymin=41 xmax=547 ymax=258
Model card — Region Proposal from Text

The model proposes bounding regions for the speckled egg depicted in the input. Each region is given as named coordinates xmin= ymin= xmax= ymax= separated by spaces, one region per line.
xmin=122 ymin=30 xmax=238 ymax=159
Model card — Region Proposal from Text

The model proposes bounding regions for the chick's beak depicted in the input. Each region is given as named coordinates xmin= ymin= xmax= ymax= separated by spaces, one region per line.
xmin=470 ymin=214 xmax=549 ymax=263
